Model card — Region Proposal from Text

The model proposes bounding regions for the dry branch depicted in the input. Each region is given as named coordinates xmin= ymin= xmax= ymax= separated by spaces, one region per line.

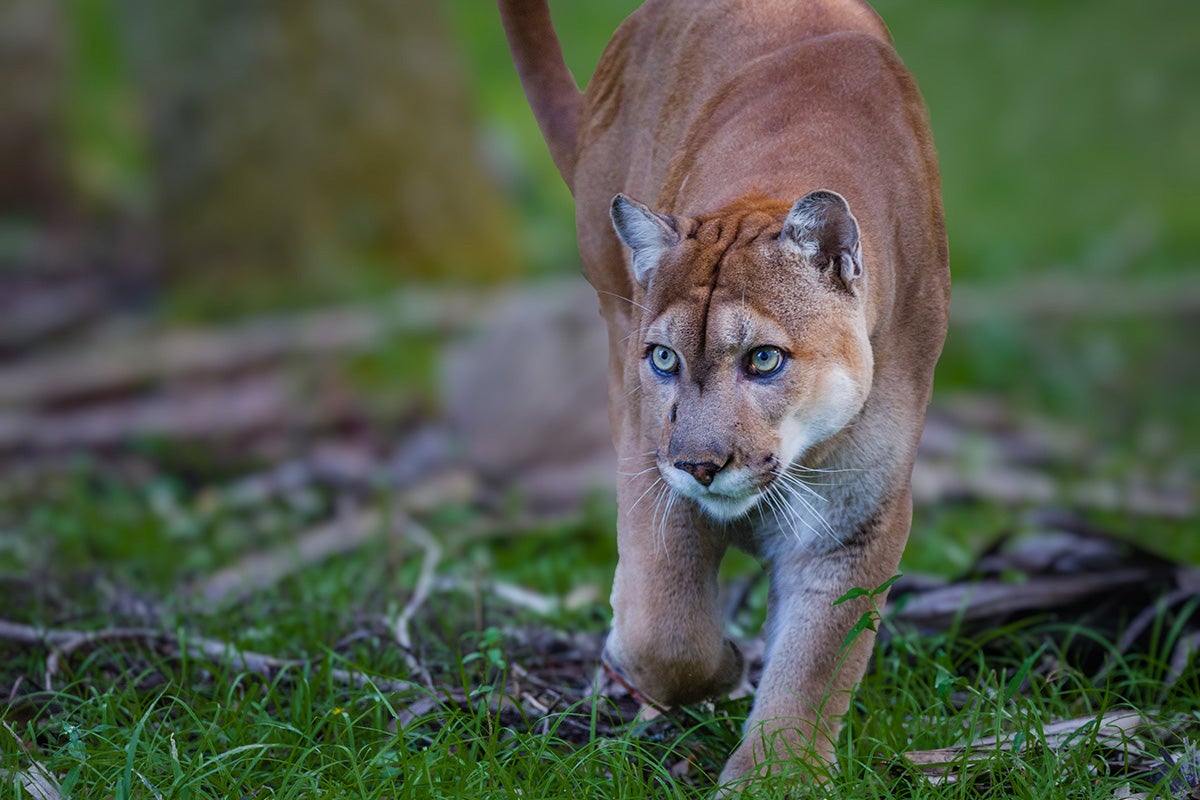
xmin=194 ymin=508 xmax=386 ymax=608
xmin=191 ymin=470 xmax=476 ymax=608
xmin=911 ymin=459 xmax=1195 ymax=518
xmin=0 ymin=279 xmax=103 ymax=355
xmin=0 ymin=375 xmax=296 ymax=452
xmin=0 ymin=619 xmax=414 ymax=694
xmin=1 ymin=720 xmax=62 ymax=800
xmin=390 ymin=520 xmax=441 ymax=688
xmin=898 ymin=711 xmax=1149 ymax=784
xmin=890 ymin=569 xmax=1153 ymax=630
xmin=432 ymin=576 xmax=574 ymax=617
xmin=0 ymin=286 xmax=497 ymax=409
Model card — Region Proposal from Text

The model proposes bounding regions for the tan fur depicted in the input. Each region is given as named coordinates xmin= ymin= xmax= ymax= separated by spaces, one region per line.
xmin=500 ymin=0 xmax=949 ymax=790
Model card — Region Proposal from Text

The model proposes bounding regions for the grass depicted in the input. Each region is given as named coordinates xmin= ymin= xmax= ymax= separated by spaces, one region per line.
xmin=2 ymin=460 xmax=1197 ymax=797
xmin=3 ymin=596 xmax=1197 ymax=797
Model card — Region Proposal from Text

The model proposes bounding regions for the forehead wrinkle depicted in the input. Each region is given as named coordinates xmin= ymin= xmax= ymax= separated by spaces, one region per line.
xmin=706 ymin=225 xmax=763 ymax=358
xmin=650 ymin=207 xmax=785 ymax=383
xmin=680 ymin=216 xmax=740 ymax=385
xmin=706 ymin=297 xmax=754 ymax=354
xmin=707 ymin=293 xmax=790 ymax=361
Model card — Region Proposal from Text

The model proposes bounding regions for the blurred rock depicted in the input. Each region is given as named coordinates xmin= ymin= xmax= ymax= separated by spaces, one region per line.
xmin=443 ymin=281 xmax=615 ymax=512
xmin=118 ymin=0 xmax=518 ymax=314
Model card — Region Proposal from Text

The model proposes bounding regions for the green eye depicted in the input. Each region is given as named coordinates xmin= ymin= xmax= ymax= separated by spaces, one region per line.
xmin=649 ymin=345 xmax=680 ymax=376
xmin=746 ymin=346 xmax=785 ymax=377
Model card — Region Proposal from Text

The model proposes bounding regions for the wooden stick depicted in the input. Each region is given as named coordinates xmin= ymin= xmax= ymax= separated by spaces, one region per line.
xmin=0 ymin=619 xmax=414 ymax=694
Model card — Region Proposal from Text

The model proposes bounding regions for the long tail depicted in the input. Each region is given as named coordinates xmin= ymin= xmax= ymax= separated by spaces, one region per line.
xmin=497 ymin=0 xmax=581 ymax=191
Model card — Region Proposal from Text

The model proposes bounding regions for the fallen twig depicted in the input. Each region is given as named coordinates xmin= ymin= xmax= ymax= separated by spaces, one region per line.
xmin=1 ymin=720 xmax=62 ymax=800
xmin=190 ymin=470 xmax=476 ymax=608
xmin=0 ymin=285 xmax=498 ymax=409
xmin=0 ymin=375 xmax=299 ymax=453
xmin=194 ymin=509 xmax=384 ymax=608
xmin=1167 ymin=631 xmax=1200 ymax=686
xmin=898 ymin=711 xmax=1149 ymax=783
xmin=0 ymin=619 xmax=414 ymax=694
xmin=431 ymin=576 xmax=576 ymax=617
xmin=1094 ymin=587 xmax=1200 ymax=686
xmin=0 ymin=278 xmax=103 ymax=356
xmin=390 ymin=521 xmax=441 ymax=688
xmin=890 ymin=570 xmax=1154 ymax=630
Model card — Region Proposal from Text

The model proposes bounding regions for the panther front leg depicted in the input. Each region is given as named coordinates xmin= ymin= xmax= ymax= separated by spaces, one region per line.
xmin=718 ymin=489 xmax=912 ymax=792
xmin=602 ymin=473 xmax=745 ymax=707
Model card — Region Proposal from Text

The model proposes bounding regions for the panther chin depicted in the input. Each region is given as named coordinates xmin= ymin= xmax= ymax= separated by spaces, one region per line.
xmin=696 ymin=492 xmax=763 ymax=522
xmin=662 ymin=468 xmax=766 ymax=522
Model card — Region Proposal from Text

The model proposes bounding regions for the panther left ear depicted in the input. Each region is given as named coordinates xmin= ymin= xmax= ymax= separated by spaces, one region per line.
xmin=610 ymin=194 xmax=679 ymax=288
xmin=782 ymin=190 xmax=863 ymax=291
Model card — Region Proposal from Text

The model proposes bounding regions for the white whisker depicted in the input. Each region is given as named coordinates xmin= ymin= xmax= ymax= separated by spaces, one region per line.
xmin=648 ymin=482 xmax=667 ymax=557
xmin=617 ymin=465 xmax=659 ymax=478
xmin=778 ymin=490 xmax=836 ymax=544
xmin=770 ymin=470 xmax=841 ymax=546
xmin=777 ymin=474 xmax=837 ymax=534
xmin=596 ymin=289 xmax=651 ymax=313
xmin=773 ymin=469 xmax=828 ymax=503
xmin=787 ymin=464 xmax=862 ymax=475
xmin=627 ymin=476 xmax=663 ymax=517
xmin=762 ymin=486 xmax=794 ymax=543
xmin=620 ymin=325 xmax=653 ymax=345
xmin=768 ymin=485 xmax=806 ymax=545
xmin=653 ymin=486 xmax=676 ymax=563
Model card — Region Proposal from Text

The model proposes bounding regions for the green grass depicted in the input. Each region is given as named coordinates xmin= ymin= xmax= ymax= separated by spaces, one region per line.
xmin=4 ymin=583 xmax=1196 ymax=797
xmin=3 ymin=462 xmax=1197 ymax=797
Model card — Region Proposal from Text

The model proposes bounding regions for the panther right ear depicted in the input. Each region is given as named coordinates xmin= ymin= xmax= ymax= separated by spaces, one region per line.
xmin=610 ymin=194 xmax=679 ymax=288
xmin=782 ymin=190 xmax=863 ymax=292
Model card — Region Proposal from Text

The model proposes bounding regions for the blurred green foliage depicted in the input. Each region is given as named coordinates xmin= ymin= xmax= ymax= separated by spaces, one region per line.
xmin=65 ymin=0 xmax=147 ymax=213
xmin=873 ymin=0 xmax=1199 ymax=464
xmin=440 ymin=0 xmax=1200 ymax=279
xmin=55 ymin=0 xmax=1199 ymax=458
xmin=446 ymin=0 xmax=1200 ymax=462
xmin=881 ymin=0 xmax=1199 ymax=282
xmin=60 ymin=0 xmax=1200 ymax=279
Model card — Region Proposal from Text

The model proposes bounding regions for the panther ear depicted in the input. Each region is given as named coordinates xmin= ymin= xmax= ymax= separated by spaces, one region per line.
xmin=610 ymin=194 xmax=679 ymax=288
xmin=782 ymin=190 xmax=863 ymax=291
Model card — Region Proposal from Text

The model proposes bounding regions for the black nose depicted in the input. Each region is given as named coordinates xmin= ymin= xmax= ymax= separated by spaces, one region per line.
xmin=674 ymin=460 xmax=722 ymax=487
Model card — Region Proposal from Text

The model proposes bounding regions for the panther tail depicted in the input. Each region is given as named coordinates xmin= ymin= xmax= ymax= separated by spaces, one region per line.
xmin=497 ymin=0 xmax=581 ymax=191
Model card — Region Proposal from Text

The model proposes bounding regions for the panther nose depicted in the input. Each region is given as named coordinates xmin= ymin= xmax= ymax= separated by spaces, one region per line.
xmin=674 ymin=459 xmax=724 ymax=487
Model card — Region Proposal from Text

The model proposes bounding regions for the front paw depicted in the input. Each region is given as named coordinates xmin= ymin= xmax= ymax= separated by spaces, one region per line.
xmin=716 ymin=724 xmax=832 ymax=796
xmin=601 ymin=633 xmax=745 ymax=707
xmin=716 ymin=740 xmax=769 ymax=797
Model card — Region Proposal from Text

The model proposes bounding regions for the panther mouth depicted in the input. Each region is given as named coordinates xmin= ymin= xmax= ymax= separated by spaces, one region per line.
xmin=695 ymin=491 xmax=762 ymax=521
xmin=671 ymin=480 xmax=764 ymax=521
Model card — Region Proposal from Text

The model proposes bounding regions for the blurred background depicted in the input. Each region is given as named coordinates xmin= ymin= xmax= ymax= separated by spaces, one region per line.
xmin=1 ymin=0 xmax=1196 ymax=586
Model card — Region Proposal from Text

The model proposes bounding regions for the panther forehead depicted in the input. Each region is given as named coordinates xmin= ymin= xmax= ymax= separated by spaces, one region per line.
xmin=706 ymin=302 xmax=790 ymax=355
xmin=646 ymin=301 xmax=789 ymax=353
